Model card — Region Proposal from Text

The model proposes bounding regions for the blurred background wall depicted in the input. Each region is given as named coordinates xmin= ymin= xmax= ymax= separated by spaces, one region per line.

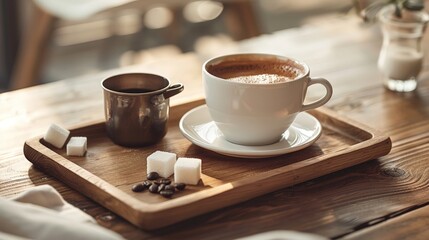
xmin=0 ymin=0 xmax=367 ymax=91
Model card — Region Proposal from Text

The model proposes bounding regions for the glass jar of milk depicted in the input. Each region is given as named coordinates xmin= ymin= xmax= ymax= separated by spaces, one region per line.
xmin=377 ymin=3 xmax=428 ymax=92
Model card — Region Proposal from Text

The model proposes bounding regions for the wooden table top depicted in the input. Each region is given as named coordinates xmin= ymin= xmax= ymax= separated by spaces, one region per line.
xmin=1 ymin=15 xmax=429 ymax=239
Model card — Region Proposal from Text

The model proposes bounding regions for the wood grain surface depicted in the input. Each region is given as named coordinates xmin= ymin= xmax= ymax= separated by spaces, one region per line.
xmin=1 ymin=14 xmax=429 ymax=239
xmin=23 ymin=100 xmax=391 ymax=230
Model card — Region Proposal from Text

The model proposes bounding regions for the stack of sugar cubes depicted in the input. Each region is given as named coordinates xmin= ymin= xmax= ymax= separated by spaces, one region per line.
xmin=147 ymin=151 xmax=201 ymax=185
xmin=43 ymin=123 xmax=87 ymax=156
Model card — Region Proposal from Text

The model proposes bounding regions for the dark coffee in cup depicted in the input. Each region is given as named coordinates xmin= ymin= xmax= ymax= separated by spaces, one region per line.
xmin=205 ymin=55 xmax=305 ymax=84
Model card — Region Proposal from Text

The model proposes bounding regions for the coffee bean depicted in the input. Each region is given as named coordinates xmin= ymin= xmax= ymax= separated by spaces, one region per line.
xmin=164 ymin=185 xmax=175 ymax=193
xmin=143 ymin=180 xmax=152 ymax=188
xmin=131 ymin=183 xmax=145 ymax=192
xmin=147 ymin=172 xmax=159 ymax=180
xmin=158 ymin=184 xmax=166 ymax=193
xmin=159 ymin=178 xmax=171 ymax=185
xmin=160 ymin=190 xmax=174 ymax=198
xmin=149 ymin=183 xmax=159 ymax=193
xmin=175 ymin=183 xmax=186 ymax=190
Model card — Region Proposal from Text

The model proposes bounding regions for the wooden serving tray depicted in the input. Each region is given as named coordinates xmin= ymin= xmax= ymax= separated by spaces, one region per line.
xmin=24 ymin=99 xmax=391 ymax=230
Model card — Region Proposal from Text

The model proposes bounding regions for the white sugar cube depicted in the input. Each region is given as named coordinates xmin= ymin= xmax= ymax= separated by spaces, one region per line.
xmin=174 ymin=157 xmax=201 ymax=185
xmin=67 ymin=137 xmax=87 ymax=156
xmin=43 ymin=124 xmax=70 ymax=148
xmin=147 ymin=151 xmax=177 ymax=178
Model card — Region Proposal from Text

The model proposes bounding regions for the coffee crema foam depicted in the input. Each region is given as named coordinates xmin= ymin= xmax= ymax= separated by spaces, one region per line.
xmin=207 ymin=56 xmax=305 ymax=84
xmin=227 ymin=74 xmax=293 ymax=84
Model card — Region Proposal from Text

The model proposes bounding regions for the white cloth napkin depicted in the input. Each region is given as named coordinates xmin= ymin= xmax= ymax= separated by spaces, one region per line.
xmin=0 ymin=185 xmax=124 ymax=240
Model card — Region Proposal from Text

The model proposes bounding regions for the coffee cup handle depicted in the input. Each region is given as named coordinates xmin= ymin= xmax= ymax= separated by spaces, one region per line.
xmin=301 ymin=77 xmax=333 ymax=112
xmin=163 ymin=83 xmax=184 ymax=99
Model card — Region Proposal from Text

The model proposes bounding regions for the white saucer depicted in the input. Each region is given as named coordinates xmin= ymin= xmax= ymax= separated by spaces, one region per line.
xmin=179 ymin=105 xmax=322 ymax=158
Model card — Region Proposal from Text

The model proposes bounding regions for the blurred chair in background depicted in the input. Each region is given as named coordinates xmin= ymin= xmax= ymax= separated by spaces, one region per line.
xmin=0 ymin=1 xmax=20 ymax=90
xmin=9 ymin=0 xmax=261 ymax=90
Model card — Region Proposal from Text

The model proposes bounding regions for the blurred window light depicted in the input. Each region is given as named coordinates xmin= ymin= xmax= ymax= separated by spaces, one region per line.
xmin=114 ymin=9 xmax=142 ymax=35
xmin=183 ymin=1 xmax=223 ymax=23
xmin=144 ymin=6 xmax=173 ymax=29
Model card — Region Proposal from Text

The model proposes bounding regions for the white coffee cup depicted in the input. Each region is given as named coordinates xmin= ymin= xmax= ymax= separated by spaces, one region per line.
xmin=202 ymin=53 xmax=333 ymax=146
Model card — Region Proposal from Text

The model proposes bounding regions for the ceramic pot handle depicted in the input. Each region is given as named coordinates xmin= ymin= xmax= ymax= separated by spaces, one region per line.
xmin=163 ymin=83 xmax=184 ymax=99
